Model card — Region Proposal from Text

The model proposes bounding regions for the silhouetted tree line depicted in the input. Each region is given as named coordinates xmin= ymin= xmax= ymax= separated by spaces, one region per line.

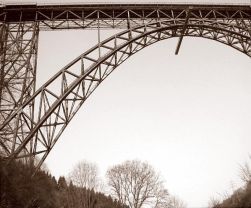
xmin=211 ymin=182 xmax=251 ymax=208
xmin=211 ymin=158 xmax=251 ymax=208
xmin=0 ymin=158 xmax=126 ymax=208
xmin=217 ymin=182 xmax=251 ymax=208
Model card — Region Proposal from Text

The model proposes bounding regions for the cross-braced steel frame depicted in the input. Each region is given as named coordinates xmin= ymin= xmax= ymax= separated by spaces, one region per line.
xmin=0 ymin=3 xmax=250 ymax=169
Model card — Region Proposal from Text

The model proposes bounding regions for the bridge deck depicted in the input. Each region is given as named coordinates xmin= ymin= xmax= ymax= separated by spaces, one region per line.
xmin=0 ymin=4 xmax=250 ymax=24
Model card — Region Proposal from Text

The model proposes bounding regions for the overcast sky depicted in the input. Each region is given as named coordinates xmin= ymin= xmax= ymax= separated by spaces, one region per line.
xmin=3 ymin=0 xmax=251 ymax=207
xmin=38 ymin=30 xmax=251 ymax=207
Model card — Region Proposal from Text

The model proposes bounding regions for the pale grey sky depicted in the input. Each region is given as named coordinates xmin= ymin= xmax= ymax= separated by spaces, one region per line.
xmin=4 ymin=0 xmax=251 ymax=207
xmin=36 ymin=30 xmax=251 ymax=207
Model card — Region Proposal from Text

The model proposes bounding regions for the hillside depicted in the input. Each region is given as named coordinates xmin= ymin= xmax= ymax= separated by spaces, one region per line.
xmin=0 ymin=159 xmax=126 ymax=208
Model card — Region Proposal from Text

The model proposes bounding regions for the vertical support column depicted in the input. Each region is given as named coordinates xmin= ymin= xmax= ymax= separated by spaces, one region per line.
xmin=0 ymin=22 xmax=8 ymax=156
xmin=0 ymin=23 xmax=7 ymax=119
xmin=127 ymin=10 xmax=133 ymax=53
xmin=0 ymin=21 xmax=39 ymax=159
xmin=157 ymin=9 xmax=161 ymax=40
xmin=97 ymin=10 xmax=102 ymax=80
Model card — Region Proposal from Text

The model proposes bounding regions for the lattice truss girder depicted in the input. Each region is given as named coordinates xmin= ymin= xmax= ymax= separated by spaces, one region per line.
xmin=1 ymin=6 xmax=251 ymax=30
xmin=0 ymin=16 xmax=250 ymax=168
xmin=43 ymin=9 xmax=251 ymax=31
xmin=0 ymin=22 xmax=39 ymax=158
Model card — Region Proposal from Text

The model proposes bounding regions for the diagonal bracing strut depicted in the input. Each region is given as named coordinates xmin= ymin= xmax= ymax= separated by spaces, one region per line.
xmin=175 ymin=8 xmax=191 ymax=55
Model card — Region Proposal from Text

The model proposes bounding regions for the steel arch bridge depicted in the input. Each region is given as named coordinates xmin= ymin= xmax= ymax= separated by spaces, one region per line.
xmin=0 ymin=2 xmax=251 ymax=169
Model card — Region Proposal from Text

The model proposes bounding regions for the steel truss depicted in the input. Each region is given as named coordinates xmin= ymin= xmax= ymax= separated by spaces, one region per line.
xmin=1 ymin=4 xmax=251 ymax=30
xmin=0 ymin=21 xmax=39 ymax=162
xmin=0 ymin=4 xmax=250 ymax=169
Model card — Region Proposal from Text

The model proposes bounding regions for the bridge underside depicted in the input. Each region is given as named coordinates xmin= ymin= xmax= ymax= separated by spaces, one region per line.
xmin=0 ymin=3 xmax=250 ymax=169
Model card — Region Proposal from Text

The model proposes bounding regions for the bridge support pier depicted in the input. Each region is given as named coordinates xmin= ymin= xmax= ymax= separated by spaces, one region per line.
xmin=0 ymin=21 xmax=39 ymax=162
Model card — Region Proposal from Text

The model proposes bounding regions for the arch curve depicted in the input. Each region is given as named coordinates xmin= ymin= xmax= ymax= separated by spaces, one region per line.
xmin=0 ymin=19 xmax=250 ymax=167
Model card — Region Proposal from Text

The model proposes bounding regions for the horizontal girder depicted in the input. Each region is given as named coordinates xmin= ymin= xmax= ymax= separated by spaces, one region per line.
xmin=0 ymin=4 xmax=250 ymax=30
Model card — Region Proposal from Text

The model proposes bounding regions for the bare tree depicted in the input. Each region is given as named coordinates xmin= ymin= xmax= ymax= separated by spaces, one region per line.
xmin=153 ymin=186 xmax=170 ymax=208
xmin=167 ymin=196 xmax=187 ymax=208
xmin=107 ymin=160 xmax=171 ymax=208
xmin=208 ymin=197 xmax=221 ymax=208
xmin=69 ymin=160 xmax=100 ymax=208
xmin=240 ymin=155 xmax=251 ymax=183
xmin=69 ymin=160 xmax=99 ymax=190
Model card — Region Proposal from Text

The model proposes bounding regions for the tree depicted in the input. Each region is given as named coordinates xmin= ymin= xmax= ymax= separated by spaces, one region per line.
xmin=69 ymin=160 xmax=100 ymax=191
xmin=208 ymin=197 xmax=221 ymax=208
xmin=167 ymin=196 xmax=187 ymax=208
xmin=58 ymin=176 xmax=68 ymax=190
xmin=106 ymin=160 xmax=171 ymax=208
xmin=69 ymin=160 xmax=100 ymax=208
xmin=210 ymin=156 xmax=251 ymax=208
xmin=240 ymin=156 xmax=251 ymax=184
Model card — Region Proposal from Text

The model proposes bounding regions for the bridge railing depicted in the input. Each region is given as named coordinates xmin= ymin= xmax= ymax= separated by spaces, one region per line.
xmin=1 ymin=0 xmax=251 ymax=6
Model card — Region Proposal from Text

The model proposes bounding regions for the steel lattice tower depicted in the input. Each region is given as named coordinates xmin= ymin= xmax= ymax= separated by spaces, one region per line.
xmin=0 ymin=3 xmax=250 ymax=169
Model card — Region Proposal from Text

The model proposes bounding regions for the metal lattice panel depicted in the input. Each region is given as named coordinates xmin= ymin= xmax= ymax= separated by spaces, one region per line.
xmin=0 ymin=22 xmax=39 ymax=159
xmin=0 ymin=4 xmax=251 ymax=30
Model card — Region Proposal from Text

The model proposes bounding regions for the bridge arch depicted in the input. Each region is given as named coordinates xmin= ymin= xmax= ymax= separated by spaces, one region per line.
xmin=0 ymin=19 xmax=250 ymax=168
